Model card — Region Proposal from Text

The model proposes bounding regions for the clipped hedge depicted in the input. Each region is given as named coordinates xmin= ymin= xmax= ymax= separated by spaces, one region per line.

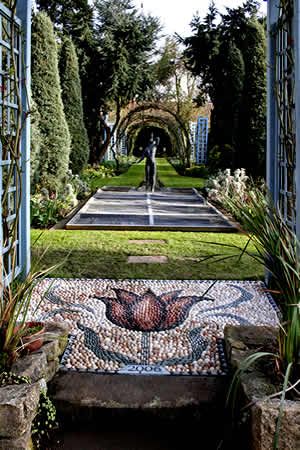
xmin=184 ymin=165 xmax=209 ymax=178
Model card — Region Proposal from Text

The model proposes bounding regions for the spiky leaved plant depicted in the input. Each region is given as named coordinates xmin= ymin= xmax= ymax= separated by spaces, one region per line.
xmin=228 ymin=188 xmax=300 ymax=373
xmin=224 ymin=188 xmax=300 ymax=449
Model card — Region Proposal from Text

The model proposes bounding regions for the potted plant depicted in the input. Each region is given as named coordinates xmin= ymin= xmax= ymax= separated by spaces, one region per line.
xmin=0 ymin=264 xmax=57 ymax=370
xmin=21 ymin=321 xmax=46 ymax=353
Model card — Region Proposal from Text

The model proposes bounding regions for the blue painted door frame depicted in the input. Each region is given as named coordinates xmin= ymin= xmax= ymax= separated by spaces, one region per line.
xmin=1 ymin=0 xmax=299 ymax=284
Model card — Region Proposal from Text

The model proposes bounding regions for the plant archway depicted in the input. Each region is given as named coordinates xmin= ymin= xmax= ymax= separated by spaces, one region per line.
xmin=125 ymin=115 xmax=184 ymax=158
xmin=117 ymin=102 xmax=192 ymax=166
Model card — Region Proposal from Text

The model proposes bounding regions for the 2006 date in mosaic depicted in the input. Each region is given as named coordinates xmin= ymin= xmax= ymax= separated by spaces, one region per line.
xmin=118 ymin=365 xmax=170 ymax=375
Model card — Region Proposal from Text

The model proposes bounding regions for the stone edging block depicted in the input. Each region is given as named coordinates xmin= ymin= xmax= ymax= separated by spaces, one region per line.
xmin=224 ymin=325 xmax=300 ymax=450
xmin=0 ymin=322 xmax=69 ymax=448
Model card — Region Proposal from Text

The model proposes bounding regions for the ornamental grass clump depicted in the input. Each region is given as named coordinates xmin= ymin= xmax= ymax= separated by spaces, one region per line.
xmin=227 ymin=188 xmax=300 ymax=374
xmin=224 ymin=188 xmax=300 ymax=449
xmin=0 ymin=265 xmax=55 ymax=369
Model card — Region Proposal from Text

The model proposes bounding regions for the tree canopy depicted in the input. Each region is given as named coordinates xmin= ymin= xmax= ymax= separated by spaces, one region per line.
xmin=33 ymin=0 xmax=266 ymax=172
xmin=93 ymin=0 xmax=161 ymax=161
xmin=36 ymin=0 xmax=94 ymax=48
xmin=183 ymin=0 xmax=266 ymax=175
xmin=36 ymin=0 xmax=99 ymax=158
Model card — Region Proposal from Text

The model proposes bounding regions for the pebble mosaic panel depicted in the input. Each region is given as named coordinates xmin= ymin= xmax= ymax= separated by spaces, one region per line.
xmin=30 ymin=279 xmax=279 ymax=376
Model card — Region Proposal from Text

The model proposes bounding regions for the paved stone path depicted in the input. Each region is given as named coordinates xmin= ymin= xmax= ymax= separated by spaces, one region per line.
xmin=66 ymin=187 xmax=237 ymax=231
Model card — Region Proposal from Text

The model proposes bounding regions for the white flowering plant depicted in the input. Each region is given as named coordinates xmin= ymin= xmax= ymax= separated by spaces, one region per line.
xmin=206 ymin=168 xmax=248 ymax=202
xmin=205 ymin=168 xmax=257 ymax=222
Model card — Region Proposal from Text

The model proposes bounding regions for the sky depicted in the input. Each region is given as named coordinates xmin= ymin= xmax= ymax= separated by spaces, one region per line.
xmin=133 ymin=0 xmax=267 ymax=38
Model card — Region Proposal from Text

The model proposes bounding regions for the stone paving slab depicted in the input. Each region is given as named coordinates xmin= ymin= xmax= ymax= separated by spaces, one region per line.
xmin=128 ymin=240 xmax=167 ymax=245
xmin=29 ymin=279 xmax=278 ymax=377
xmin=66 ymin=188 xmax=237 ymax=232
xmin=127 ymin=256 xmax=168 ymax=264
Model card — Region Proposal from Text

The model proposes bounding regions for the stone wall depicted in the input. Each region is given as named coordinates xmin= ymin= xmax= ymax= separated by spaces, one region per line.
xmin=225 ymin=325 xmax=300 ymax=450
xmin=0 ymin=322 xmax=68 ymax=450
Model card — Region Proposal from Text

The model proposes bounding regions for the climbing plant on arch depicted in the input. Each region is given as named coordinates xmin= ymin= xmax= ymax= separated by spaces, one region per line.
xmin=116 ymin=103 xmax=193 ymax=166
xmin=123 ymin=112 xmax=184 ymax=156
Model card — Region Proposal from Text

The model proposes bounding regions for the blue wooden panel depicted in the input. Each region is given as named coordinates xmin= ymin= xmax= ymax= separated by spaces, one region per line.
xmin=195 ymin=117 xmax=208 ymax=164
xmin=267 ymin=0 xmax=299 ymax=237
xmin=266 ymin=1 xmax=279 ymax=204
xmin=189 ymin=121 xmax=197 ymax=162
xmin=294 ymin=0 xmax=300 ymax=239
xmin=0 ymin=4 xmax=22 ymax=283
xmin=17 ymin=0 xmax=31 ymax=276
xmin=0 ymin=1 xmax=31 ymax=283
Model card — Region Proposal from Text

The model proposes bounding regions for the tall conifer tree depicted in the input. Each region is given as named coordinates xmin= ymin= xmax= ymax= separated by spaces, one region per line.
xmin=31 ymin=12 xmax=71 ymax=191
xmin=36 ymin=0 xmax=97 ymax=157
xmin=30 ymin=98 xmax=42 ymax=188
xmin=238 ymin=19 xmax=266 ymax=173
xmin=183 ymin=0 xmax=266 ymax=175
xmin=59 ymin=37 xmax=89 ymax=173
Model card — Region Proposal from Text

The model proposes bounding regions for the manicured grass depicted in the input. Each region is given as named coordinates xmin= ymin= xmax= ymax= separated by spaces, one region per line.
xmin=104 ymin=162 xmax=147 ymax=187
xmin=31 ymin=229 xmax=263 ymax=280
xmin=32 ymin=159 xmax=254 ymax=281
xmin=89 ymin=158 xmax=206 ymax=190
xmin=87 ymin=162 xmax=145 ymax=190
xmin=156 ymin=158 xmax=206 ymax=189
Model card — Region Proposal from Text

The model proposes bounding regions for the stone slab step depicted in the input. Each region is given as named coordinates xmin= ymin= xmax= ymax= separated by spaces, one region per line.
xmin=50 ymin=372 xmax=228 ymax=410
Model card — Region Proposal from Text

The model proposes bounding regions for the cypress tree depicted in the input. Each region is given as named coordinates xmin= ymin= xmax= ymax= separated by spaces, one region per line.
xmin=30 ymin=98 xmax=42 ymax=188
xmin=31 ymin=12 xmax=71 ymax=191
xmin=59 ymin=37 xmax=89 ymax=173
xmin=184 ymin=2 xmax=266 ymax=175
xmin=36 ymin=0 xmax=101 ymax=158
xmin=238 ymin=19 xmax=266 ymax=174
xmin=209 ymin=40 xmax=245 ymax=170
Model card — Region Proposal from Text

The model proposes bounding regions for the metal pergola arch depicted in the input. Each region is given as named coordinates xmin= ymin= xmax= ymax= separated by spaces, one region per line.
xmin=117 ymin=102 xmax=192 ymax=163
xmin=124 ymin=114 xmax=184 ymax=157
xmin=126 ymin=121 xmax=175 ymax=153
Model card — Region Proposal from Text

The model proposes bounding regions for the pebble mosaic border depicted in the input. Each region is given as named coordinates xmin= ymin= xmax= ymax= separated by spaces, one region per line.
xmin=59 ymin=336 xmax=229 ymax=376
xmin=30 ymin=279 xmax=279 ymax=377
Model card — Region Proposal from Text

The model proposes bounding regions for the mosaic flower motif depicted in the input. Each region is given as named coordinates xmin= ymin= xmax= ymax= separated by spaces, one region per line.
xmin=95 ymin=288 xmax=210 ymax=332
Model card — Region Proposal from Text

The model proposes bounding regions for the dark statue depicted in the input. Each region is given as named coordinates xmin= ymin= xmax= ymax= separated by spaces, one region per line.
xmin=137 ymin=136 xmax=160 ymax=192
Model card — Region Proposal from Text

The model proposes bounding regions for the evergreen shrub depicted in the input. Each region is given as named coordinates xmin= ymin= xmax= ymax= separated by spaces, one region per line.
xmin=59 ymin=37 xmax=90 ymax=174
xmin=31 ymin=12 xmax=71 ymax=192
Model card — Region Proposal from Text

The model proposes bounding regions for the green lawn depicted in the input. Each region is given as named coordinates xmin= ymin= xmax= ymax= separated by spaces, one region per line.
xmin=86 ymin=162 xmax=145 ymax=190
xmin=31 ymin=229 xmax=263 ymax=280
xmin=31 ymin=159 xmax=257 ymax=281
xmin=156 ymin=158 xmax=206 ymax=189
xmin=89 ymin=158 xmax=206 ymax=190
